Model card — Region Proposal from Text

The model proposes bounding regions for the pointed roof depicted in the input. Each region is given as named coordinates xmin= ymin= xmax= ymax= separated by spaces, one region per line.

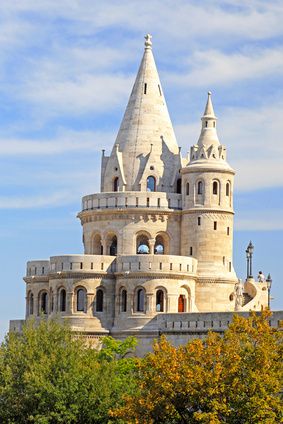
xmin=197 ymin=91 xmax=220 ymax=148
xmin=109 ymin=34 xmax=180 ymax=190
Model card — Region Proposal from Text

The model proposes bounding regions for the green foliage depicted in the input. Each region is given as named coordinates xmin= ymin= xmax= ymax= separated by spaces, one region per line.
xmin=0 ymin=319 xmax=137 ymax=424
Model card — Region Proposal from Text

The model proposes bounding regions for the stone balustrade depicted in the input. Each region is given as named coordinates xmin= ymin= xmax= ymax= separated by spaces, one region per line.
xmin=116 ymin=254 xmax=197 ymax=275
xmin=81 ymin=191 xmax=182 ymax=212
xmin=26 ymin=255 xmax=116 ymax=277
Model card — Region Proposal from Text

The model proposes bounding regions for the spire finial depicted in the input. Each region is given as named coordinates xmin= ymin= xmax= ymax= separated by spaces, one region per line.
xmin=144 ymin=34 xmax=152 ymax=49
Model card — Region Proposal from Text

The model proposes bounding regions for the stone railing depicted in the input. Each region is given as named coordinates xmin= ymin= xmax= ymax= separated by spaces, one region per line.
xmin=116 ymin=254 xmax=197 ymax=275
xmin=26 ymin=260 xmax=50 ymax=277
xmin=26 ymin=255 xmax=117 ymax=277
xmin=81 ymin=192 xmax=182 ymax=212
xmin=155 ymin=311 xmax=283 ymax=332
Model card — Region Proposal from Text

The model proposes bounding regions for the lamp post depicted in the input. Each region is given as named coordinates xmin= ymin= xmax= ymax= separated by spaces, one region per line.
xmin=245 ymin=241 xmax=254 ymax=279
xmin=266 ymin=273 xmax=272 ymax=309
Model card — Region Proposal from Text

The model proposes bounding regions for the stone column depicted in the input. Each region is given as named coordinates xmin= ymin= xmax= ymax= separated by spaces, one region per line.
xmin=149 ymin=238 xmax=155 ymax=254
xmin=67 ymin=292 xmax=74 ymax=314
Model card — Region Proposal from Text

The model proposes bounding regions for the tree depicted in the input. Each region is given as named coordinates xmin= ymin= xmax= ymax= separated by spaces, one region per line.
xmin=0 ymin=319 xmax=137 ymax=424
xmin=112 ymin=311 xmax=283 ymax=423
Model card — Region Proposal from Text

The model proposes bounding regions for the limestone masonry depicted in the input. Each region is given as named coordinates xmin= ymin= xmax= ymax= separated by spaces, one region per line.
xmin=10 ymin=35 xmax=276 ymax=354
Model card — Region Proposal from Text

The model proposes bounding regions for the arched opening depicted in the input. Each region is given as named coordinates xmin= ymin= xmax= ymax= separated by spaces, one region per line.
xmin=109 ymin=236 xmax=117 ymax=256
xmin=197 ymin=181 xmax=203 ymax=195
xmin=29 ymin=293 xmax=34 ymax=315
xmin=176 ymin=178 xmax=181 ymax=194
xmin=147 ymin=176 xmax=156 ymax=192
xmin=156 ymin=290 xmax=164 ymax=312
xmin=50 ymin=289 xmax=54 ymax=312
xmin=137 ymin=288 xmax=145 ymax=312
xmin=136 ymin=234 xmax=150 ymax=254
xmin=121 ymin=289 xmax=127 ymax=312
xmin=113 ymin=177 xmax=119 ymax=192
xmin=213 ymin=181 xmax=218 ymax=195
xmin=76 ymin=288 xmax=86 ymax=312
xmin=59 ymin=289 xmax=66 ymax=312
xmin=178 ymin=295 xmax=185 ymax=313
xmin=96 ymin=289 xmax=104 ymax=312
xmin=226 ymin=182 xmax=230 ymax=196
xmin=40 ymin=292 xmax=48 ymax=314
xmin=91 ymin=233 xmax=103 ymax=255
xmin=186 ymin=183 xmax=190 ymax=196
xmin=154 ymin=235 xmax=164 ymax=254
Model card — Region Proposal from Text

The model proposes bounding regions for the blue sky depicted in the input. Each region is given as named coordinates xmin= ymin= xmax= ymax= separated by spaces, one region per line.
xmin=1 ymin=0 xmax=283 ymax=339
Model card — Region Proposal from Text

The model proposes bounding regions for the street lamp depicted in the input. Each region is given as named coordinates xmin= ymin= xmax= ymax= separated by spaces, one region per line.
xmin=245 ymin=241 xmax=254 ymax=279
xmin=266 ymin=273 xmax=272 ymax=309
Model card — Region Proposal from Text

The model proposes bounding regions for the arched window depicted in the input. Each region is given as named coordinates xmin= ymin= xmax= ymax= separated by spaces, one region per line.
xmin=154 ymin=235 xmax=165 ymax=254
xmin=137 ymin=234 xmax=150 ymax=254
xmin=176 ymin=178 xmax=181 ymax=194
xmin=137 ymin=288 xmax=145 ymax=312
xmin=213 ymin=181 xmax=218 ymax=195
xmin=147 ymin=176 xmax=156 ymax=192
xmin=109 ymin=236 xmax=117 ymax=256
xmin=77 ymin=288 xmax=86 ymax=312
xmin=197 ymin=181 xmax=203 ymax=195
xmin=121 ymin=289 xmax=127 ymax=312
xmin=226 ymin=182 xmax=230 ymax=196
xmin=29 ymin=293 xmax=34 ymax=315
xmin=178 ymin=295 xmax=185 ymax=313
xmin=186 ymin=183 xmax=190 ymax=196
xmin=59 ymin=289 xmax=66 ymax=312
xmin=40 ymin=292 xmax=48 ymax=314
xmin=113 ymin=177 xmax=119 ymax=192
xmin=96 ymin=289 xmax=104 ymax=312
xmin=156 ymin=290 xmax=164 ymax=312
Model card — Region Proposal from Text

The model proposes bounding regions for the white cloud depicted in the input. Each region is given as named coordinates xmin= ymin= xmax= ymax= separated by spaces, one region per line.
xmin=166 ymin=47 xmax=283 ymax=87
xmin=0 ymin=130 xmax=115 ymax=155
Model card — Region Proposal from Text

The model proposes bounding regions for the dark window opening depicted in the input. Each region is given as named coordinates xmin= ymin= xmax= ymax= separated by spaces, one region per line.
xmin=226 ymin=183 xmax=230 ymax=196
xmin=198 ymin=217 xmax=201 ymax=226
xmin=227 ymin=227 xmax=230 ymax=235
xmin=144 ymin=83 xmax=147 ymax=94
xmin=60 ymin=289 xmax=66 ymax=312
xmin=109 ymin=236 xmax=117 ymax=256
xmin=96 ymin=289 xmax=104 ymax=312
xmin=197 ymin=181 xmax=203 ymax=195
xmin=156 ymin=290 xmax=164 ymax=312
xmin=29 ymin=294 xmax=34 ymax=315
xmin=186 ymin=183 xmax=190 ymax=195
xmin=113 ymin=177 xmax=119 ymax=192
xmin=213 ymin=181 xmax=218 ymax=195
xmin=205 ymin=121 xmax=208 ymax=127
xmin=121 ymin=289 xmax=127 ymax=312
xmin=41 ymin=292 xmax=48 ymax=314
xmin=214 ymin=221 xmax=217 ymax=230
xmin=176 ymin=178 xmax=181 ymax=194
xmin=190 ymin=246 xmax=193 ymax=256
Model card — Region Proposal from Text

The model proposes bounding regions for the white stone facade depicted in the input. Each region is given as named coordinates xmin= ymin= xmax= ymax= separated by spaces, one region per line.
xmin=10 ymin=35 xmax=269 ymax=354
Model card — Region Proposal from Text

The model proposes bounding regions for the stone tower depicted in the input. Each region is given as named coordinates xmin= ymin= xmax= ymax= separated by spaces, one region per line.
xmin=10 ymin=35 xmax=269 ymax=354
xmin=181 ymin=92 xmax=237 ymax=311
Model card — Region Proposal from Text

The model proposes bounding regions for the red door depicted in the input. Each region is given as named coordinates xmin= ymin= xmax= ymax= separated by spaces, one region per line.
xmin=178 ymin=295 xmax=185 ymax=312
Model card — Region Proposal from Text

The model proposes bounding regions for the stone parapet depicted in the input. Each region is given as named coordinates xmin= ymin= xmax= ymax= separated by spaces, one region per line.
xmin=81 ymin=191 xmax=182 ymax=212
xmin=116 ymin=254 xmax=197 ymax=276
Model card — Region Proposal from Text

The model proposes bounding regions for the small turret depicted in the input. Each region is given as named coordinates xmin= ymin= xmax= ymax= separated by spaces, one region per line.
xmin=189 ymin=92 xmax=231 ymax=168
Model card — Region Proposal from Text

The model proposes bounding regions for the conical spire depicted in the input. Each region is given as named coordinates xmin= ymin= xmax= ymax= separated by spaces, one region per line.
xmin=102 ymin=35 xmax=180 ymax=192
xmin=197 ymin=91 xmax=220 ymax=147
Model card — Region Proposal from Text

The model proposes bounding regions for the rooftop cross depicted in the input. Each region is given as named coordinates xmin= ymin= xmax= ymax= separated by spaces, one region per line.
xmin=144 ymin=33 xmax=152 ymax=49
